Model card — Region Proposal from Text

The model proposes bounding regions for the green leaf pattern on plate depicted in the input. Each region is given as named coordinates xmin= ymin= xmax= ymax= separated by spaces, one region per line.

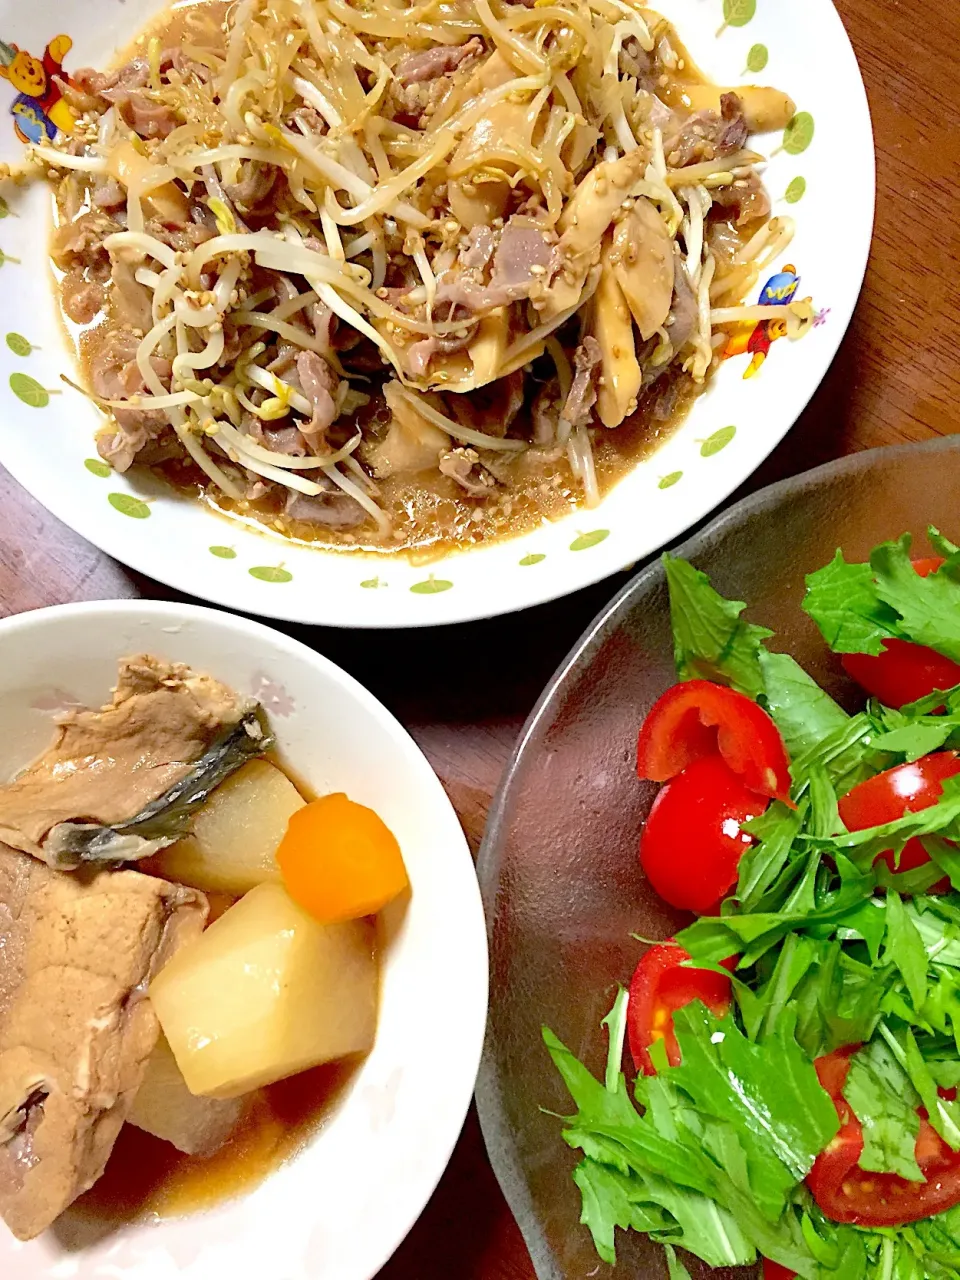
xmin=209 ymin=545 xmax=237 ymax=559
xmin=249 ymin=565 xmax=293 ymax=583
xmin=659 ymin=471 xmax=683 ymax=490
xmin=785 ymin=176 xmax=807 ymax=204
xmin=519 ymin=554 xmax=546 ymax=566
xmin=9 ymin=372 xmax=49 ymax=407
xmin=410 ymin=576 xmax=453 ymax=594
xmin=746 ymin=43 xmax=768 ymax=72
xmin=701 ymin=426 xmax=737 ymax=457
xmin=718 ymin=0 xmax=756 ymax=33
xmin=84 ymin=458 xmax=111 ymax=478
xmin=570 ymin=530 xmax=610 ymax=552
xmin=783 ymin=112 xmax=815 ymax=155
xmin=0 ymin=196 xmax=9 ymax=219
xmin=5 ymin=333 xmax=32 ymax=357
xmin=360 ymin=576 xmax=387 ymax=588
xmin=108 ymin=492 xmax=151 ymax=519
xmin=0 ymin=249 xmax=20 ymax=269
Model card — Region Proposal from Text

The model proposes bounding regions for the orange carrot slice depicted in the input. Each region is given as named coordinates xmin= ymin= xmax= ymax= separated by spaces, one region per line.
xmin=276 ymin=793 xmax=408 ymax=922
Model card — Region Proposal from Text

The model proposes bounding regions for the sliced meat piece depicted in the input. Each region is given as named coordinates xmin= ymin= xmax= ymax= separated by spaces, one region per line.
xmin=439 ymin=447 xmax=497 ymax=495
xmin=110 ymin=257 xmax=154 ymax=331
xmin=531 ymin=378 xmax=560 ymax=444
xmin=405 ymin=327 xmax=477 ymax=379
xmin=0 ymin=657 xmax=252 ymax=866
xmin=89 ymin=331 xmax=172 ymax=471
xmin=395 ymin=37 xmax=483 ymax=85
xmin=224 ymin=163 xmax=279 ymax=212
xmin=92 ymin=178 xmax=126 ymax=211
xmin=296 ymin=351 xmax=339 ymax=450
xmin=284 ymin=490 xmax=366 ymax=529
xmin=143 ymin=217 xmax=215 ymax=252
xmin=51 ymin=210 xmax=119 ymax=271
xmin=459 ymin=225 xmax=496 ymax=272
xmin=561 ymin=336 xmax=602 ymax=429
xmin=666 ymin=261 xmax=699 ymax=353
xmin=446 ymin=368 xmax=524 ymax=439
xmin=490 ymin=217 xmax=556 ymax=290
xmin=99 ymin=86 xmax=178 ymax=139
xmin=665 ymin=91 xmax=750 ymax=168
xmin=708 ymin=171 xmax=772 ymax=226
xmin=60 ymin=273 xmax=105 ymax=326
xmin=0 ymin=846 xmax=206 ymax=1240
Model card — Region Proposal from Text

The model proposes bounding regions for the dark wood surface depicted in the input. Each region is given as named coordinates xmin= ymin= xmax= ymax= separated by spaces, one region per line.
xmin=2 ymin=1 xmax=959 ymax=1274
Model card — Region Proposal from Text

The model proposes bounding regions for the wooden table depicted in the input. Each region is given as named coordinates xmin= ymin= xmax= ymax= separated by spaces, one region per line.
xmin=2 ymin=1 xmax=959 ymax=1274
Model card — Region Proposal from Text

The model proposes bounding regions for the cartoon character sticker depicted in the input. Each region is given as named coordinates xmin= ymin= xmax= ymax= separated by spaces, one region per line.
xmin=722 ymin=264 xmax=818 ymax=379
xmin=0 ymin=34 xmax=75 ymax=144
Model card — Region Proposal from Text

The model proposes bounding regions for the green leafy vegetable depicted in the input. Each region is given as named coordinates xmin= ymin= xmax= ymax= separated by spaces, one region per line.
xmin=662 ymin=554 xmax=771 ymax=698
xmin=550 ymin=545 xmax=960 ymax=1275
xmin=803 ymin=530 xmax=960 ymax=666
xmin=842 ymin=1039 xmax=923 ymax=1181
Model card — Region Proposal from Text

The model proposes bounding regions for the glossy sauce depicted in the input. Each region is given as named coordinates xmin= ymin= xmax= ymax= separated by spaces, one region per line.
xmin=62 ymin=1059 xmax=356 ymax=1235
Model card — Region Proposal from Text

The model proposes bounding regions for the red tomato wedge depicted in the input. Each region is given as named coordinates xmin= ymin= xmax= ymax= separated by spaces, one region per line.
xmin=627 ymin=941 xmax=733 ymax=1075
xmin=841 ymin=556 xmax=960 ymax=708
xmin=838 ymin=752 xmax=960 ymax=891
xmin=640 ymin=754 xmax=768 ymax=913
xmin=807 ymin=1046 xmax=960 ymax=1226
xmin=763 ymin=1263 xmax=797 ymax=1280
xmin=842 ymin=641 xmax=960 ymax=711
xmin=637 ymin=680 xmax=792 ymax=803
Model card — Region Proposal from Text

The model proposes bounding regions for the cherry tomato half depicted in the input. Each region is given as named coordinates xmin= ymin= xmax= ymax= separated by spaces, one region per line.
xmin=627 ymin=941 xmax=733 ymax=1075
xmin=640 ymin=754 xmax=768 ymax=913
xmin=838 ymin=751 xmax=960 ymax=891
xmin=807 ymin=1046 xmax=960 ymax=1226
xmin=763 ymin=1263 xmax=797 ymax=1280
xmin=637 ymin=680 xmax=792 ymax=803
xmin=841 ymin=557 xmax=960 ymax=708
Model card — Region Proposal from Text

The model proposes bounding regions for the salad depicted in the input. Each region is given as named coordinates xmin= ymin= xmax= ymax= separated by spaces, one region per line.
xmin=545 ymin=529 xmax=960 ymax=1279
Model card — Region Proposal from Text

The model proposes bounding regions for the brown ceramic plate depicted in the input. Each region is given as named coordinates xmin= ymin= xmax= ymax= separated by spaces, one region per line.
xmin=475 ymin=435 xmax=960 ymax=1279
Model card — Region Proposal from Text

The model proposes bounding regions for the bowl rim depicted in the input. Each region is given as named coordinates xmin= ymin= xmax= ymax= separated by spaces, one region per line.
xmin=474 ymin=431 xmax=960 ymax=1277
xmin=0 ymin=596 xmax=489 ymax=1280
xmin=0 ymin=0 xmax=876 ymax=630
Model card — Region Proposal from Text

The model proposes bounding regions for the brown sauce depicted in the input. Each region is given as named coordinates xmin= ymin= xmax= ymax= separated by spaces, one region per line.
xmin=56 ymin=1060 xmax=355 ymax=1246
xmin=58 ymin=2 xmax=756 ymax=558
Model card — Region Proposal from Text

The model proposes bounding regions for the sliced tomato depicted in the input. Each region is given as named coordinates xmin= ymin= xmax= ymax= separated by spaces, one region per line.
xmin=637 ymin=680 xmax=792 ymax=803
xmin=842 ymin=641 xmax=960 ymax=711
xmin=639 ymin=754 xmax=767 ymax=913
xmin=763 ymin=1263 xmax=797 ymax=1280
xmin=627 ymin=941 xmax=733 ymax=1075
xmin=807 ymin=1046 xmax=960 ymax=1226
xmin=841 ymin=556 xmax=960 ymax=708
xmin=838 ymin=752 xmax=960 ymax=891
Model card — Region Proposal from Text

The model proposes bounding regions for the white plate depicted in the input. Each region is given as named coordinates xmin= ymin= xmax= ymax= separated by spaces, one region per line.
xmin=0 ymin=600 xmax=488 ymax=1280
xmin=0 ymin=0 xmax=874 ymax=626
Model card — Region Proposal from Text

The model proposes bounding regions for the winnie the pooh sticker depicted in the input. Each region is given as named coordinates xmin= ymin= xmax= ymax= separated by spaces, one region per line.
xmin=0 ymin=34 xmax=76 ymax=144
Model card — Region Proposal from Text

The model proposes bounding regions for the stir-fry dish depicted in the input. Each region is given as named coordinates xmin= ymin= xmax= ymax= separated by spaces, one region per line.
xmin=30 ymin=0 xmax=800 ymax=551
xmin=546 ymin=532 xmax=960 ymax=1278
xmin=0 ymin=656 xmax=407 ymax=1240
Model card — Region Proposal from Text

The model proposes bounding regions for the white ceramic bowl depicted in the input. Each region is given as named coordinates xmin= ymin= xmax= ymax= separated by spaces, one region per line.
xmin=0 ymin=0 xmax=874 ymax=626
xmin=0 ymin=600 xmax=488 ymax=1280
